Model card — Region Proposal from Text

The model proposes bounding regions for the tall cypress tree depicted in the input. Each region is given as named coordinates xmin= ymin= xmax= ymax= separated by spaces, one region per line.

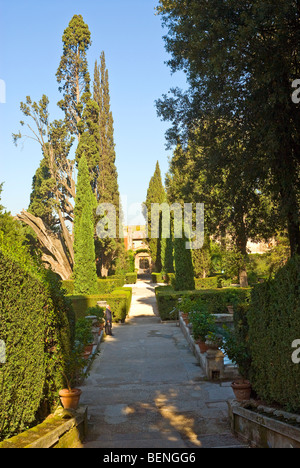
xmin=144 ymin=161 xmax=166 ymax=272
xmin=93 ymin=52 xmax=126 ymax=275
xmin=73 ymin=155 xmax=98 ymax=294
xmin=93 ymin=52 xmax=120 ymax=207
xmin=174 ymin=235 xmax=195 ymax=291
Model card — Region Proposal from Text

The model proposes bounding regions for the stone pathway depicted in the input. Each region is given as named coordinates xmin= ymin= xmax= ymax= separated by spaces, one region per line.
xmin=80 ymin=280 xmax=246 ymax=448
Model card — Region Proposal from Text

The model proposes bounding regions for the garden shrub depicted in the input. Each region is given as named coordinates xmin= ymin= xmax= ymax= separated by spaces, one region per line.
xmin=195 ymin=275 xmax=233 ymax=289
xmin=0 ymin=250 xmax=73 ymax=441
xmin=70 ymin=287 xmax=132 ymax=323
xmin=124 ymin=272 xmax=137 ymax=284
xmin=248 ymin=255 xmax=300 ymax=412
xmin=152 ymin=272 xmax=163 ymax=283
xmin=155 ymin=287 xmax=251 ymax=320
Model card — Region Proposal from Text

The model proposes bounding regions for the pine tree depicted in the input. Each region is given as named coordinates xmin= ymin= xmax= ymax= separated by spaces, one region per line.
xmin=73 ymin=155 xmax=98 ymax=294
xmin=144 ymin=161 xmax=166 ymax=272
xmin=56 ymin=14 xmax=91 ymax=140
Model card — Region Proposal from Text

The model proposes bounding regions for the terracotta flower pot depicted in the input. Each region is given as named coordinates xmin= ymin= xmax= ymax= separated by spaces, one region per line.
xmin=197 ymin=340 xmax=208 ymax=354
xmin=231 ymin=380 xmax=251 ymax=401
xmin=59 ymin=388 xmax=82 ymax=410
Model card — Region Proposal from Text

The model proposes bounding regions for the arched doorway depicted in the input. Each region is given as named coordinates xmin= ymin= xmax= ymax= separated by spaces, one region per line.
xmin=139 ymin=257 xmax=150 ymax=271
xmin=135 ymin=251 xmax=152 ymax=274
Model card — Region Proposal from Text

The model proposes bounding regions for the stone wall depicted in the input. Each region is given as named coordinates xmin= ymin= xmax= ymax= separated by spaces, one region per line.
xmin=0 ymin=407 xmax=87 ymax=449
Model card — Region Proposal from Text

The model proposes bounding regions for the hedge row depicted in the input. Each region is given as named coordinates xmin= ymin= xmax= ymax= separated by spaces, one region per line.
xmin=62 ymin=276 xmax=125 ymax=295
xmin=194 ymin=276 xmax=232 ymax=289
xmin=152 ymin=273 xmax=232 ymax=289
xmin=155 ymin=286 xmax=251 ymax=320
xmin=63 ymin=273 xmax=137 ymax=295
xmin=0 ymin=250 xmax=73 ymax=441
xmin=70 ymin=287 xmax=132 ymax=323
xmin=124 ymin=272 xmax=137 ymax=284
xmin=247 ymin=255 xmax=300 ymax=412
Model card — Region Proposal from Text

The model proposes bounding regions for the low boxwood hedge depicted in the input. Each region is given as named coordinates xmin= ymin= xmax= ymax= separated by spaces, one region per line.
xmin=70 ymin=287 xmax=132 ymax=323
xmin=155 ymin=286 xmax=251 ymax=321
xmin=62 ymin=276 xmax=125 ymax=295
xmin=124 ymin=272 xmax=137 ymax=284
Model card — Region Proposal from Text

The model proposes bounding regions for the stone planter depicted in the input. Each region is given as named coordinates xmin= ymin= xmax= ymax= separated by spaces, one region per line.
xmin=231 ymin=380 xmax=251 ymax=401
xmin=228 ymin=400 xmax=300 ymax=448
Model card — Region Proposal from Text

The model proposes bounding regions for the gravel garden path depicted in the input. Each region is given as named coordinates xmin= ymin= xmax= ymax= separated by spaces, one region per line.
xmin=80 ymin=279 xmax=246 ymax=448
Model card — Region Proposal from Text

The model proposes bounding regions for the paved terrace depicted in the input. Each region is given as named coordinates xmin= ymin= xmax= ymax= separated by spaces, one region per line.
xmin=80 ymin=279 xmax=246 ymax=448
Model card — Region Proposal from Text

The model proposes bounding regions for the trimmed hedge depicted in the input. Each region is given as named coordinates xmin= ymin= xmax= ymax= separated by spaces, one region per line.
xmin=248 ymin=255 xmax=300 ymax=412
xmin=62 ymin=276 xmax=125 ymax=295
xmin=155 ymin=287 xmax=251 ymax=321
xmin=124 ymin=272 xmax=137 ymax=284
xmin=152 ymin=274 xmax=231 ymax=289
xmin=0 ymin=251 xmax=73 ymax=441
xmin=70 ymin=288 xmax=132 ymax=323
xmin=194 ymin=275 xmax=232 ymax=289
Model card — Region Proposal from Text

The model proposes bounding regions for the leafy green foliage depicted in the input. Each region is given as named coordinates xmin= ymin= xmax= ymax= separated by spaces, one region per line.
xmin=189 ymin=308 xmax=216 ymax=342
xmin=155 ymin=286 xmax=251 ymax=320
xmin=156 ymin=0 xmax=300 ymax=256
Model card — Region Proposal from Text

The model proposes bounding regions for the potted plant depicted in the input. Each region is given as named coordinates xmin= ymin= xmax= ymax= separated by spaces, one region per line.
xmin=189 ymin=308 xmax=217 ymax=353
xmin=179 ymin=297 xmax=194 ymax=325
xmin=205 ymin=331 xmax=223 ymax=350
xmin=222 ymin=326 xmax=252 ymax=401
xmin=86 ymin=305 xmax=105 ymax=328
xmin=59 ymin=347 xmax=85 ymax=410
xmin=75 ymin=317 xmax=94 ymax=358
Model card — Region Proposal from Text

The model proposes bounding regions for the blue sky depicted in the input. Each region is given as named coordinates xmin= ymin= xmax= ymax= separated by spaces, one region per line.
xmin=0 ymin=0 xmax=186 ymax=224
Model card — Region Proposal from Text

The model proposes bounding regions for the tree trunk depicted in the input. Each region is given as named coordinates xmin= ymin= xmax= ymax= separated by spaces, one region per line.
xmin=287 ymin=207 xmax=300 ymax=257
xmin=16 ymin=210 xmax=73 ymax=280
xmin=235 ymin=214 xmax=249 ymax=288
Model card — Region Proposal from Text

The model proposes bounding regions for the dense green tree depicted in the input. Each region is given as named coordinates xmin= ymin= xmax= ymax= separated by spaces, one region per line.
xmin=56 ymin=14 xmax=91 ymax=140
xmin=73 ymin=156 xmax=98 ymax=294
xmin=156 ymin=0 xmax=300 ymax=257
xmin=144 ymin=161 xmax=166 ymax=272
xmin=166 ymin=135 xmax=276 ymax=286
